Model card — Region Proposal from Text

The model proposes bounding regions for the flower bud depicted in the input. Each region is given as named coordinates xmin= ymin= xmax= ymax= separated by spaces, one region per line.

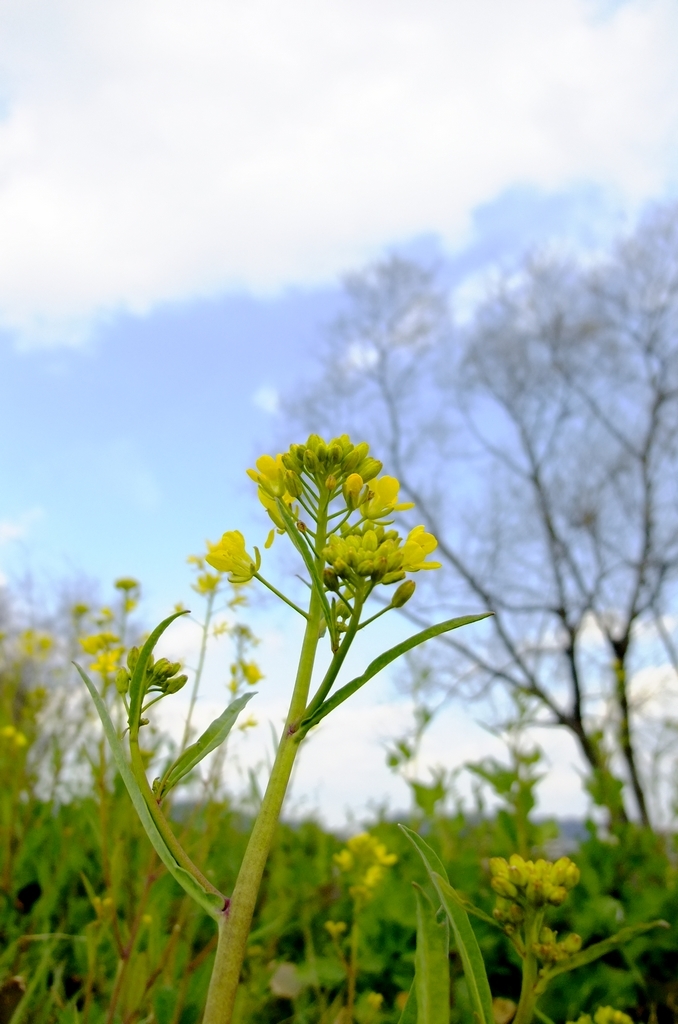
xmin=323 ymin=568 xmax=340 ymax=592
xmin=391 ymin=581 xmax=417 ymax=602
xmin=115 ymin=668 xmax=130 ymax=696
xmin=304 ymin=449 xmax=319 ymax=473
xmin=285 ymin=471 xmax=303 ymax=498
xmin=547 ymin=885 xmax=567 ymax=906
xmin=164 ymin=673 xmax=188 ymax=694
xmin=282 ymin=451 xmax=302 ymax=473
xmin=489 ymin=857 xmax=509 ymax=879
xmin=341 ymin=449 xmax=361 ymax=473
xmin=316 ymin=442 xmax=328 ymax=464
xmin=325 ymin=474 xmax=338 ymax=491
xmin=328 ymin=443 xmax=343 ymax=464
xmin=127 ymin=646 xmax=139 ymax=672
xmin=560 ymin=933 xmax=582 ymax=955
xmin=491 ymin=877 xmax=518 ymax=899
xmin=343 ymin=473 xmax=363 ymax=508
xmin=358 ymin=458 xmax=383 ymax=483
xmin=306 ymin=433 xmax=323 ymax=453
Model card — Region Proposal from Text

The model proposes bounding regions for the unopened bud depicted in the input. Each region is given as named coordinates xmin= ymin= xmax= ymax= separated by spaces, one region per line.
xmin=328 ymin=443 xmax=343 ymax=464
xmin=547 ymin=885 xmax=567 ymax=906
xmin=341 ymin=449 xmax=361 ymax=473
xmin=153 ymin=658 xmax=173 ymax=680
xmin=391 ymin=580 xmax=416 ymax=608
xmin=127 ymin=646 xmax=139 ymax=672
xmin=164 ymin=673 xmax=188 ymax=694
xmin=343 ymin=473 xmax=363 ymax=508
xmin=491 ymin=877 xmax=518 ymax=899
xmin=323 ymin=568 xmax=340 ymax=592
xmin=325 ymin=474 xmax=338 ymax=491
xmin=316 ymin=442 xmax=328 ymax=464
xmin=306 ymin=433 xmax=322 ymax=453
xmin=304 ymin=449 xmax=319 ymax=473
xmin=358 ymin=458 xmax=383 ymax=482
xmin=115 ymin=668 xmax=130 ymax=695
xmin=285 ymin=471 xmax=303 ymax=498
xmin=560 ymin=933 xmax=582 ymax=954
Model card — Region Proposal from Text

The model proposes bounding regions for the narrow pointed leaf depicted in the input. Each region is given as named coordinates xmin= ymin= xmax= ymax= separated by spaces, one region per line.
xmin=275 ymin=498 xmax=335 ymax=635
xmin=128 ymin=610 xmax=189 ymax=737
xmin=159 ymin=691 xmax=255 ymax=797
xmin=302 ymin=614 xmax=490 ymax=731
xmin=400 ymin=825 xmax=493 ymax=1024
xmin=76 ymin=664 xmax=222 ymax=917
xmin=414 ymin=885 xmax=450 ymax=1024
xmin=537 ymin=920 xmax=669 ymax=988
xmin=397 ymin=983 xmax=417 ymax=1024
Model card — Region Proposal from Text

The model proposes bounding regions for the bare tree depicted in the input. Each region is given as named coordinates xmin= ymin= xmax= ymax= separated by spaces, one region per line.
xmin=285 ymin=206 xmax=678 ymax=829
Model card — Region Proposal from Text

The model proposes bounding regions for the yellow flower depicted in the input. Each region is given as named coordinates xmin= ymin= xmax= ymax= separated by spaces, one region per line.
xmin=366 ymin=992 xmax=384 ymax=1010
xmin=360 ymin=476 xmax=414 ymax=520
xmin=400 ymin=526 xmax=441 ymax=572
xmin=333 ymin=849 xmax=354 ymax=872
xmin=0 ymin=725 xmax=28 ymax=747
xmin=80 ymin=631 xmax=120 ymax=655
xmin=90 ymin=649 xmax=123 ymax=677
xmin=247 ymin=453 xmax=287 ymax=498
xmin=324 ymin=920 xmax=347 ymax=940
xmin=206 ymin=531 xmax=260 ymax=584
xmin=242 ymin=661 xmax=264 ymax=685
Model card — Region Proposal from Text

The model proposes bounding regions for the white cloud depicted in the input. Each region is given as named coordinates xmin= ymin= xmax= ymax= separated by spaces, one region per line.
xmin=0 ymin=0 xmax=677 ymax=344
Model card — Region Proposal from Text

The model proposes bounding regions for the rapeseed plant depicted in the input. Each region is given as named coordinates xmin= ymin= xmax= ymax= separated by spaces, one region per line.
xmin=78 ymin=432 xmax=486 ymax=1023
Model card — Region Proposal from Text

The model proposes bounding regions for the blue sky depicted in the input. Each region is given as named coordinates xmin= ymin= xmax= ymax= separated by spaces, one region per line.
xmin=1 ymin=0 xmax=678 ymax=824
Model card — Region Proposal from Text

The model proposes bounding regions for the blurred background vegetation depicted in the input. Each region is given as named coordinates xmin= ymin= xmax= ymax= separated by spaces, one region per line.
xmin=2 ymin=204 xmax=678 ymax=1023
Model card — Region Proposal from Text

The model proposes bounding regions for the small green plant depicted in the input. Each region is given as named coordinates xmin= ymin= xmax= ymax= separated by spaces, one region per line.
xmin=77 ymin=433 xmax=487 ymax=1023
xmin=399 ymin=829 xmax=668 ymax=1024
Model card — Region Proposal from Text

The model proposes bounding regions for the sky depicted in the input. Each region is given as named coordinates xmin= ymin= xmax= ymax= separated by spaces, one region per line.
xmin=1 ymin=0 xmax=678 ymax=827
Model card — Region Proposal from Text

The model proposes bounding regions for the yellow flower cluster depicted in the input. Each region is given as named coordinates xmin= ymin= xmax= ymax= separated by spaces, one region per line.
xmin=80 ymin=631 xmax=123 ymax=678
xmin=532 ymin=925 xmax=582 ymax=964
xmin=334 ymin=832 xmax=397 ymax=904
xmin=19 ymin=629 xmax=53 ymax=659
xmin=0 ymin=724 xmax=28 ymax=748
xmin=324 ymin=919 xmax=347 ymax=941
xmin=568 ymin=1009 xmax=633 ymax=1024
xmin=324 ymin=523 xmax=440 ymax=587
xmin=489 ymin=854 xmax=580 ymax=908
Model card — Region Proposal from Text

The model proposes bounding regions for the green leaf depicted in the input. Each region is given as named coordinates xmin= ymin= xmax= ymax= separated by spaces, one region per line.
xmin=128 ymin=610 xmax=189 ymax=737
xmin=536 ymin=919 xmax=670 ymax=990
xmin=302 ymin=614 xmax=490 ymax=732
xmin=159 ymin=691 xmax=255 ymax=798
xmin=414 ymin=885 xmax=450 ymax=1024
xmin=76 ymin=663 xmax=223 ymax=918
xmin=275 ymin=497 xmax=335 ymax=638
xmin=397 ymin=982 xmax=417 ymax=1024
xmin=400 ymin=825 xmax=493 ymax=1024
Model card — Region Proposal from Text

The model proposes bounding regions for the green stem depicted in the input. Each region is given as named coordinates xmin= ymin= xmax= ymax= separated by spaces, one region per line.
xmin=514 ymin=910 xmax=543 ymax=1024
xmin=128 ymin=737 xmax=225 ymax=904
xmin=254 ymin=572 xmax=309 ymax=619
xmin=180 ymin=590 xmax=215 ymax=752
xmin=347 ymin=916 xmax=359 ymax=1022
xmin=203 ymin=585 xmax=324 ymax=1023
xmin=304 ymin=595 xmax=363 ymax=724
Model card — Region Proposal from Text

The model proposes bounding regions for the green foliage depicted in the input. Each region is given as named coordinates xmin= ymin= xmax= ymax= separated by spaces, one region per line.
xmin=0 ymin=561 xmax=676 ymax=1022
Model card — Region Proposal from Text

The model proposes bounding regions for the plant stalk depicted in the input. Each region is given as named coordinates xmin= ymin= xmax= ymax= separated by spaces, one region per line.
xmin=202 ymin=586 xmax=323 ymax=1023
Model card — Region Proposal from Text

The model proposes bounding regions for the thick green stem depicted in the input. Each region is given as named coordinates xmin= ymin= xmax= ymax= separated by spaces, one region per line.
xmin=203 ymin=587 xmax=324 ymax=1023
